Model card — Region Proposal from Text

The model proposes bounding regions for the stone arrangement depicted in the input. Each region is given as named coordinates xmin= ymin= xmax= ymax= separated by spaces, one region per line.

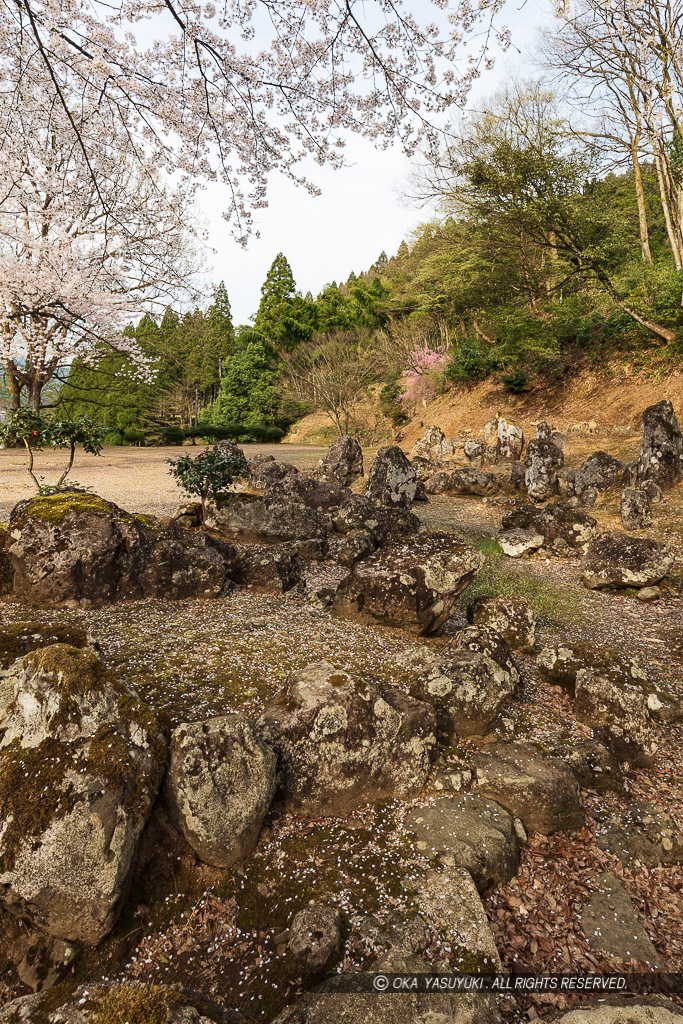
xmin=0 ymin=408 xmax=681 ymax=1022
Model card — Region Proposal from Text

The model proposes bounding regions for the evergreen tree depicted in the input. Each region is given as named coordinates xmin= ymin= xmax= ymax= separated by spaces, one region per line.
xmin=253 ymin=253 xmax=316 ymax=352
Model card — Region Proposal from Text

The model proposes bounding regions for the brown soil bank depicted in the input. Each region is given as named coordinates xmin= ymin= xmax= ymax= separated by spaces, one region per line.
xmin=400 ymin=364 xmax=683 ymax=448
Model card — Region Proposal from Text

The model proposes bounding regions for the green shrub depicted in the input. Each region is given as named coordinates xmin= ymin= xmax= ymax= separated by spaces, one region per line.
xmin=167 ymin=447 xmax=249 ymax=523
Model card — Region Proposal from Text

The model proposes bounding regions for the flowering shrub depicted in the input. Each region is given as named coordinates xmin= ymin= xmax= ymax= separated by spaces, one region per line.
xmin=167 ymin=448 xmax=249 ymax=524
xmin=0 ymin=410 xmax=104 ymax=490
xmin=399 ymin=347 xmax=449 ymax=412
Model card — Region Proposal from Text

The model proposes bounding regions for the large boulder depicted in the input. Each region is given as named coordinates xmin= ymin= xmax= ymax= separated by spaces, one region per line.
xmin=581 ymin=531 xmax=674 ymax=589
xmin=267 ymin=473 xmax=350 ymax=512
xmin=423 ymin=470 xmax=451 ymax=494
xmin=620 ymin=487 xmax=653 ymax=530
xmin=497 ymin=528 xmax=544 ymax=558
xmin=501 ymin=502 xmax=597 ymax=551
xmin=537 ymin=640 xmax=648 ymax=692
xmin=471 ymin=741 xmax=584 ymax=834
xmin=574 ymin=451 xmax=625 ymax=499
xmin=397 ymin=627 xmax=518 ymax=738
xmin=318 ymin=435 xmax=364 ymax=486
xmin=331 ymin=494 xmax=419 ymax=546
xmin=466 ymin=596 xmax=536 ymax=652
xmin=0 ymin=644 xmax=166 ymax=944
xmin=410 ymin=426 xmax=457 ymax=464
xmin=523 ymin=439 xmax=564 ymax=501
xmin=365 ymin=445 xmax=417 ymax=507
xmin=574 ymin=669 xmax=658 ymax=766
xmin=405 ymin=793 xmax=521 ymax=891
xmin=163 ymin=716 xmax=276 ymax=868
xmin=450 ymin=467 xmax=499 ymax=496
xmin=634 ymin=398 xmax=683 ymax=490
xmin=255 ymin=662 xmax=438 ymax=816
xmin=4 ymin=492 xmax=234 ymax=608
xmin=231 ymin=543 xmax=302 ymax=592
xmin=249 ymin=457 xmax=299 ymax=491
xmin=496 ymin=417 xmax=524 ymax=461
xmin=205 ymin=493 xmax=329 ymax=548
xmin=332 ymin=534 xmax=484 ymax=635
xmin=464 ymin=439 xmax=485 ymax=462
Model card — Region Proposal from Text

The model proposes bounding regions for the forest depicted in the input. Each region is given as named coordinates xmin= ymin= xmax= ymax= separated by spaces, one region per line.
xmin=55 ymin=78 xmax=683 ymax=444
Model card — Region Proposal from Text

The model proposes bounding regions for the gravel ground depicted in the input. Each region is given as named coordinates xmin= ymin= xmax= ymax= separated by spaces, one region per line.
xmin=0 ymin=443 xmax=682 ymax=1019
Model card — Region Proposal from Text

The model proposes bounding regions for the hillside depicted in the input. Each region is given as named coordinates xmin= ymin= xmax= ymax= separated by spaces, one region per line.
xmin=287 ymin=362 xmax=683 ymax=450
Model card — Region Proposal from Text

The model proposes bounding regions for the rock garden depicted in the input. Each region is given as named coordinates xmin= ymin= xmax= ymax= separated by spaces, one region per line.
xmin=0 ymin=405 xmax=682 ymax=1024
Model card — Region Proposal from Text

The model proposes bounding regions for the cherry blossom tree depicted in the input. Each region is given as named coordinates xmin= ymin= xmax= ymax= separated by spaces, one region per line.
xmin=0 ymin=86 xmax=197 ymax=411
xmin=0 ymin=0 xmax=514 ymax=242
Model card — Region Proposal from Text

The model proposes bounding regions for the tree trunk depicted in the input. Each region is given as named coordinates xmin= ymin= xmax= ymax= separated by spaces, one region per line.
xmin=471 ymin=319 xmax=496 ymax=344
xmin=654 ymin=151 xmax=683 ymax=269
xmin=27 ymin=378 xmax=42 ymax=412
xmin=631 ymin=146 xmax=653 ymax=263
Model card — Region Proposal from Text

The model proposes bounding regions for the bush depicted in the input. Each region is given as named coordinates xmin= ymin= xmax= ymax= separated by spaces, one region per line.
xmin=167 ymin=447 xmax=249 ymax=523
xmin=500 ymin=368 xmax=529 ymax=393
xmin=379 ymin=371 xmax=409 ymax=427
xmin=161 ymin=425 xmax=185 ymax=445
xmin=103 ymin=430 xmax=125 ymax=446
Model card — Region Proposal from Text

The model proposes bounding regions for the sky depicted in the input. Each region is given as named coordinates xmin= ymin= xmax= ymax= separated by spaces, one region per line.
xmin=200 ymin=0 xmax=555 ymax=326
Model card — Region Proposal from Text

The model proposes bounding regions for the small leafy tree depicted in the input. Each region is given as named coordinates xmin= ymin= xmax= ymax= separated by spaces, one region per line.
xmin=167 ymin=448 xmax=248 ymax=524
xmin=0 ymin=410 xmax=104 ymax=490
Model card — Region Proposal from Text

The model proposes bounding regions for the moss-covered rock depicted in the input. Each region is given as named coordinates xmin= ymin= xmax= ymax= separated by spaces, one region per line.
xmin=4 ymin=493 xmax=234 ymax=608
xmin=0 ymin=644 xmax=167 ymax=944
xmin=255 ymin=661 xmax=438 ymax=816
xmin=0 ymin=982 xmax=239 ymax=1023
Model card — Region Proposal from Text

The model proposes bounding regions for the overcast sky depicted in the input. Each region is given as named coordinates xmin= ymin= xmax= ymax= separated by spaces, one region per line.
xmin=201 ymin=0 xmax=554 ymax=326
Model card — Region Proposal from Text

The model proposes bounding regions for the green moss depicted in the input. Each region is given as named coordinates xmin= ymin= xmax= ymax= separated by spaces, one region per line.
xmin=80 ymin=984 xmax=226 ymax=1024
xmin=0 ymin=737 xmax=76 ymax=872
xmin=87 ymin=985 xmax=168 ymax=1024
xmin=12 ymin=492 xmax=117 ymax=527
xmin=0 ymin=622 xmax=89 ymax=669
xmin=23 ymin=643 xmax=112 ymax=696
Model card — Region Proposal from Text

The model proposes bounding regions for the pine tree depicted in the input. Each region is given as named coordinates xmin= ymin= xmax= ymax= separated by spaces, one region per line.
xmin=253 ymin=253 xmax=315 ymax=352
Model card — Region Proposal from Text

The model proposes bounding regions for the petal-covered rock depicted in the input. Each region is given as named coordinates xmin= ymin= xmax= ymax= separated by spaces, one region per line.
xmin=289 ymin=904 xmax=343 ymax=973
xmin=523 ymin=439 xmax=564 ymax=502
xmin=365 ymin=445 xmax=417 ymax=507
xmin=596 ymin=800 xmax=683 ymax=867
xmin=404 ymin=793 xmax=521 ymax=891
xmin=581 ymin=531 xmax=674 ymax=589
xmin=254 ymin=662 xmax=437 ymax=816
xmin=471 ymin=741 xmax=584 ymax=834
xmin=318 ymin=435 xmax=363 ymax=486
xmin=397 ymin=626 xmax=518 ymax=738
xmin=332 ymin=534 xmax=484 ymax=635
xmin=574 ymin=669 xmax=658 ymax=766
xmin=270 ymin=945 xmax=500 ymax=1023
xmin=0 ymin=645 xmax=166 ymax=944
xmin=466 ymin=596 xmax=536 ymax=652
xmin=163 ymin=716 xmax=276 ymax=868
